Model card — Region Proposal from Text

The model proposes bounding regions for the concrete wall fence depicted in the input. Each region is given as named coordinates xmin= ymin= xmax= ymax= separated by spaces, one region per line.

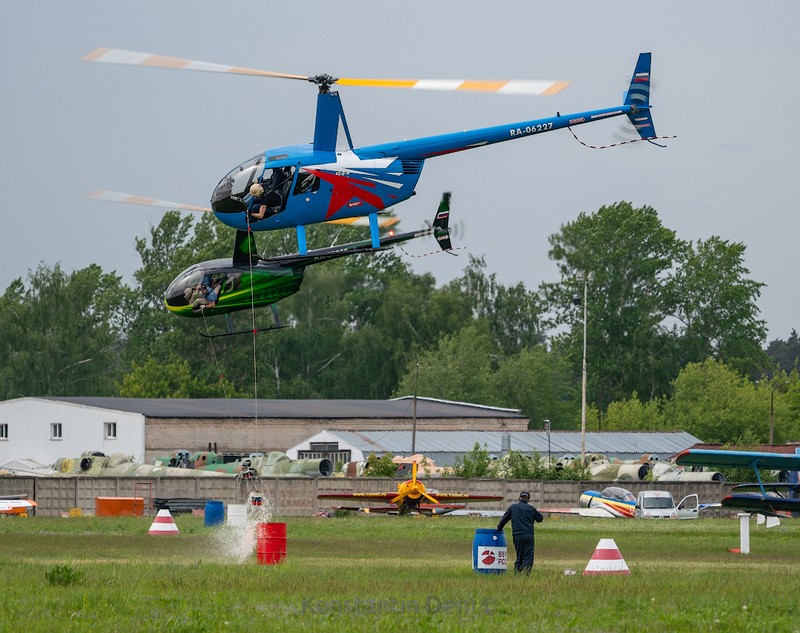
xmin=0 ymin=477 xmax=737 ymax=518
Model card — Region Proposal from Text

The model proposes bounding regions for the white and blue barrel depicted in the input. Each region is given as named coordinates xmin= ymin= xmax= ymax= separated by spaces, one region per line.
xmin=472 ymin=528 xmax=507 ymax=574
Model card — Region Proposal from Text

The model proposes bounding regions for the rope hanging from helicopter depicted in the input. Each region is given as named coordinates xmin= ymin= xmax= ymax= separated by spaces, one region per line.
xmin=198 ymin=309 xmax=238 ymax=423
xmin=199 ymin=311 xmax=227 ymax=389
xmin=246 ymin=221 xmax=259 ymax=420
xmin=567 ymin=126 xmax=677 ymax=149
xmin=197 ymin=218 xmax=261 ymax=425
xmin=397 ymin=244 xmax=464 ymax=259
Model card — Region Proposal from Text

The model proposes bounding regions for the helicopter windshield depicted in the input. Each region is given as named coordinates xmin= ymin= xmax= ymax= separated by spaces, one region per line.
xmin=211 ymin=153 xmax=265 ymax=212
xmin=165 ymin=265 xmax=205 ymax=305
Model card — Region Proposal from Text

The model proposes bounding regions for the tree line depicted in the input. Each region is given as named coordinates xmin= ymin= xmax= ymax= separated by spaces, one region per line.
xmin=2 ymin=201 xmax=799 ymax=445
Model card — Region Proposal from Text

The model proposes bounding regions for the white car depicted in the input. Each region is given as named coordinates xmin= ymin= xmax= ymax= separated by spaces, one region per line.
xmin=635 ymin=490 xmax=699 ymax=519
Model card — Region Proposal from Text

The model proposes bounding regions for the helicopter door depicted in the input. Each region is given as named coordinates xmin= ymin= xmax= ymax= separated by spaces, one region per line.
xmin=258 ymin=166 xmax=295 ymax=212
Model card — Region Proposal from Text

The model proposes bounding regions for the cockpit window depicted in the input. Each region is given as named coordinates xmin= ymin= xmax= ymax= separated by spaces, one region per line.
xmin=293 ymin=169 xmax=320 ymax=195
xmin=211 ymin=154 xmax=265 ymax=204
xmin=165 ymin=266 xmax=204 ymax=302
xmin=601 ymin=487 xmax=636 ymax=503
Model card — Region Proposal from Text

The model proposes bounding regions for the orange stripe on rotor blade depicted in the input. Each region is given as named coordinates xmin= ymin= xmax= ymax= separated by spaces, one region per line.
xmin=325 ymin=217 xmax=399 ymax=228
xmin=231 ymin=67 xmax=307 ymax=79
xmin=457 ymin=80 xmax=508 ymax=92
xmin=143 ymin=55 xmax=191 ymax=69
xmin=82 ymin=48 xmax=111 ymax=62
xmin=543 ymin=80 xmax=571 ymax=95
xmin=127 ymin=196 xmax=158 ymax=206
xmin=337 ymin=78 xmax=417 ymax=89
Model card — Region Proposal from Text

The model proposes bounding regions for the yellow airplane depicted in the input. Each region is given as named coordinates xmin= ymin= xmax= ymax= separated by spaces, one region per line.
xmin=318 ymin=462 xmax=502 ymax=516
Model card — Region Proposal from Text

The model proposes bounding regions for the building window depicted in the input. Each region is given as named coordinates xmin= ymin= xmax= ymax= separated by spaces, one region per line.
xmin=104 ymin=422 xmax=117 ymax=439
xmin=51 ymin=423 xmax=62 ymax=440
xmin=0 ymin=423 xmax=7 ymax=440
xmin=300 ymin=442 xmax=351 ymax=464
xmin=310 ymin=442 xmax=339 ymax=452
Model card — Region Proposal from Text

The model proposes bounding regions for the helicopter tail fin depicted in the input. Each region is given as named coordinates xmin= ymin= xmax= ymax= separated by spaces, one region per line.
xmin=623 ymin=52 xmax=657 ymax=139
xmin=233 ymin=230 xmax=258 ymax=265
xmin=432 ymin=192 xmax=451 ymax=251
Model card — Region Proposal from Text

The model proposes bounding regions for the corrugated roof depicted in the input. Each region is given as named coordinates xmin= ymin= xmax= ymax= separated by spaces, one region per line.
xmin=37 ymin=396 xmax=526 ymax=420
xmin=319 ymin=430 xmax=702 ymax=463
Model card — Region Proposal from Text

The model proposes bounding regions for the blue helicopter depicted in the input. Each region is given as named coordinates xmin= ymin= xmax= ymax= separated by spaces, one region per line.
xmin=84 ymin=49 xmax=659 ymax=255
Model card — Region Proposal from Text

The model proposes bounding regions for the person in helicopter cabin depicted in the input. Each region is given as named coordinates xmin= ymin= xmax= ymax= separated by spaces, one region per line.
xmin=188 ymin=274 xmax=222 ymax=312
xmin=246 ymin=168 xmax=291 ymax=221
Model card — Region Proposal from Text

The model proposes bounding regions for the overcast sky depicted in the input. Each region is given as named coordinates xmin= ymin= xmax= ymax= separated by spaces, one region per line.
xmin=2 ymin=1 xmax=798 ymax=341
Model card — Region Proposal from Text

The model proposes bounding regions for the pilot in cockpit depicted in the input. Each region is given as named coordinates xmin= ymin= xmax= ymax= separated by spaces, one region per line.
xmin=246 ymin=168 xmax=291 ymax=222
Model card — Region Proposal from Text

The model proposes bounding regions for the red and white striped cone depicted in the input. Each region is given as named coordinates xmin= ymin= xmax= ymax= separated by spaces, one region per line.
xmin=583 ymin=538 xmax=629 ymax=575
xmin=148 ymin=509 xmax=180 ymax=535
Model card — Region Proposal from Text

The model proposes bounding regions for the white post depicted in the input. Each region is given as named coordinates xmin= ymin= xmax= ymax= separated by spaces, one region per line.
xmin=544 ymin=419 xmax=551 ymax=467
xmin=738 ymin=513 xmax=750 ymax=555
xmin=411 ymin=363 xmax=419 ymax=454
xmin=580 ymin=276 xmax=588 ymax=468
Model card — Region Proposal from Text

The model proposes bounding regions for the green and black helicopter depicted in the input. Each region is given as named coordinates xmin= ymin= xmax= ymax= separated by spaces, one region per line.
xmin=164 ymin=193 xmax=452 ymax=337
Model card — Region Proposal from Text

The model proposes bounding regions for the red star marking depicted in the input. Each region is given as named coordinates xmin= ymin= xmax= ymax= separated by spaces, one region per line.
xmin=305 ymin=169 xmax=386 ymax=218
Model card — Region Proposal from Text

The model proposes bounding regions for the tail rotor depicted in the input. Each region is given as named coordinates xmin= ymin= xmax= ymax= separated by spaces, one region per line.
xmin=624 ymin=52 xmax=658 ymax=141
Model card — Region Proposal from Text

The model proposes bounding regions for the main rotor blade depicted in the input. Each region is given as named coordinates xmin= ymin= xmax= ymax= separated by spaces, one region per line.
xmin=83 ymin=48 xmax=569 ymax=96
xmin=86 ymin=190 xmax=401 ymax=228
xmin=336 ymin=77 xmax=570 ymax=96
xmin=85 ymin=190 xmax=211 ymax=213
xmin=82 ymin=48 xmax=308 ymax=82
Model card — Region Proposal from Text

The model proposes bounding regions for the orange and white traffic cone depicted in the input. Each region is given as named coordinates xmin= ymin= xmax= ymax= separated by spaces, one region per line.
xmin=583 ymin=538 xmax=630 ymax=575
xmin=148 ymin=509 xmax=179 ymax=535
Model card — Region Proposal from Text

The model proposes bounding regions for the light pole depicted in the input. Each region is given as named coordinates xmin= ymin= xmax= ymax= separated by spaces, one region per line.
xmin=759 ymin=377 xmax=785 ymax=446
xmin=411 ymin=363 xmax=419 ymax=454
xmin=544 ymin=419 xmax=551 ymax=467
xmin=575 ymin=272 xmax=592 ymax=468
xmin=768 ymin=379 xmax=787 ymax=446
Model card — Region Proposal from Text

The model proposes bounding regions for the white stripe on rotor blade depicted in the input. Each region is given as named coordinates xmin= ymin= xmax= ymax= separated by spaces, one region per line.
xmin=184 ymin=61 xmax=236 ymax=73
xmin=95 ymin=49 xmax=153 ymax=65
xmin=498 ymin=81 xmax=559 ymax=95
xmin=413 ymin=79 xmax=464 ymax=91
xmin=86 ymin=190 xmax=210 ymax=212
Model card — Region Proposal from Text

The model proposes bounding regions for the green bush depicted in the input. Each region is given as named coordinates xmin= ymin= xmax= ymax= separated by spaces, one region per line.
xmin=45 ymin=564 xmax=85 ymax=587
xmin=364 ymin=452 xmax=398 ymax=477
xmin=451 ymin=443 xmax=492 ymax=477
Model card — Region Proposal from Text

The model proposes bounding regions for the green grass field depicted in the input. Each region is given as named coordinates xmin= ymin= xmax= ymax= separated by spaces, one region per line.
xmin=1 ymin=513 xmax=798 ymax=632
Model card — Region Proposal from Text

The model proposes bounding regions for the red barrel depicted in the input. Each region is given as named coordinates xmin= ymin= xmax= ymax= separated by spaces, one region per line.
xmin=256 ymin=522 xmax=287 ymax=565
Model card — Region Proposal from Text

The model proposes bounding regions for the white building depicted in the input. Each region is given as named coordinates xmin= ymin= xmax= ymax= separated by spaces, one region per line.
xmin=286 ymin=429 xmax=704 ymax=467
xmin=0 ymin=398 xmax=145 ymax=466
xmin=0 ymin=396 xmax=527 ymax=467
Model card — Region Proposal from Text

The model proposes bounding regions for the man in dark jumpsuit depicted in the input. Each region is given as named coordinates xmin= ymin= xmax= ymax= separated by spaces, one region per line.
xmin=497 ymin=491 xmax=544 ymax=575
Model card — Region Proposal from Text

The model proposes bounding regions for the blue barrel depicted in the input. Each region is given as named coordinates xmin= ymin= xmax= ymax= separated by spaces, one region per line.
xmin=204 ymin=500 xmax=224 ymax=527
xmin=473 ymin=528 xmax=507 ymax=574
